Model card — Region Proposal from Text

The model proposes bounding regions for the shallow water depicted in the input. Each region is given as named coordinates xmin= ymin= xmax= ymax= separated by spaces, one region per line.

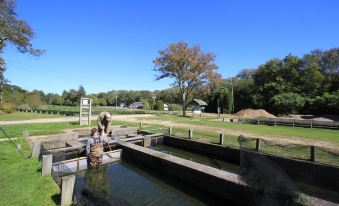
xmin=150 ymin=144 xmax=240 ymax=174
xmin=74 ymin=161 xmax=230 ymax=206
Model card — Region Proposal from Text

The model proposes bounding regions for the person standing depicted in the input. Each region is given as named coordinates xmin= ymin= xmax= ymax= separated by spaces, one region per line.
xmin=97 ymin=112 xmax=112 ymax=135
xmin=86 ymin=128 xmax=108 ymax=167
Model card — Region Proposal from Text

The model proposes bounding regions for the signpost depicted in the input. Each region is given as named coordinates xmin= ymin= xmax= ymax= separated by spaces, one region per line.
xmin=79 ymin=97 xmax=92 ymax=126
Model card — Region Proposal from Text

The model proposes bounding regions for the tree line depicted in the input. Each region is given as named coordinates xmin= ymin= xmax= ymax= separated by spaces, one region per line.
xmin=1 ymin=1 xmax=338 ymax=116
xmin=2 ymin=47 xmax=339 ymax=116
xmin=229 ymin=48 xmax=339 ymax=115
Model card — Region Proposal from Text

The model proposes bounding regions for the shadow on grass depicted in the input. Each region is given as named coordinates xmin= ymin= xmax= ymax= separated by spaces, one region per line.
xmin=51 ymin=193 xmax=61 ymax=205
xmin=178 ymin=115 xmax=192 ymax=118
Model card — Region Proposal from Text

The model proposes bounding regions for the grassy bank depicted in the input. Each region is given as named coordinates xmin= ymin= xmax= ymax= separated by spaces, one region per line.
xmin=0 ymin=112 xmax=61 ymax=121
xmin=0 ymin=121 xmax=88 ymax=138
xmin=0 ymin=140 xmax=59 ymax=206
xmin=139 ymin=115 xmax=339 ymax=145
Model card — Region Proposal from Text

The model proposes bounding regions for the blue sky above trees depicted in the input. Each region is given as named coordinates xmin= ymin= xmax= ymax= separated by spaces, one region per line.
xmin=3 ymin=0 xmax=339 ymax=94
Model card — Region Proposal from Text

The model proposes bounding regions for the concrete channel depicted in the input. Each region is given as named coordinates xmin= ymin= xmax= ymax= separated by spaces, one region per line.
xmin=28 ymin=126 xmax=338 ymax=206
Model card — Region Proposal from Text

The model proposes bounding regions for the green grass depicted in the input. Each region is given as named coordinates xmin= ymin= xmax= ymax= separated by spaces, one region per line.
xmin=0 ymin=117 xmax=337 ymax=167
xmin=0 ymin=112 xmax=61 ymax=121
xmin=0 ymin=121 xmax=88 ymax=138
xmin=0 ymin=140 xmax=59 ymax=206
xmin=140 ymin=114 xmax=339 ymax=145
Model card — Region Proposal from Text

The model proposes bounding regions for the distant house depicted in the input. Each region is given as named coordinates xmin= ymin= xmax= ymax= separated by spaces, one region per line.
xmin=128 ymin=102 xmax=143 ymax=109
xmin=190 ymin=99 xmax=208 ymax=115
xmin=164 ymin=104 xmax=169 ymax=111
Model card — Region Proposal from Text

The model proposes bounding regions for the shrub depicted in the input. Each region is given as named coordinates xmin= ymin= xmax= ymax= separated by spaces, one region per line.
xmin=0 ymin=102 xmax=17 ymax=113
xmin=168 ymin=104 xmax=181 ymax=111
xmin=270 ymin=93 xmax=305 ymax=115
xmin=140 ymin=100 xmax=151 ymax=110
xmin=155 ymin=100 xmax=164 ymax=111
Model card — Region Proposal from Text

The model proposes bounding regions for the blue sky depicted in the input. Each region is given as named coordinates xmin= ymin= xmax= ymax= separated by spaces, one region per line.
xmin=3 ymin=0 xmax=339 ymax=94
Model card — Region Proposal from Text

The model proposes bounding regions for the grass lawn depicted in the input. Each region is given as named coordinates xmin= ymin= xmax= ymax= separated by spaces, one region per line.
xmin=0 ymin=112 xmax=61 ymax=121
xmin=139 ymin=114 xmax=339 ymax=145
xmin=0 ymin=140 xmax=59 ymax=206
xmin=0 ymin=117 xmax=337 ymax=166
xmin=0 ymin=121 xmax=88 ymax=138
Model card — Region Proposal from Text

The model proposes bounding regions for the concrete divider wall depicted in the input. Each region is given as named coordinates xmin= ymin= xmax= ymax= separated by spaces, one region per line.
xmin=163 ymin=135 xmax=339 ymax=191
xmin=163 ymin=135 xmax=240 ymax=164
xmin=27 ymin=132 xmax=79 ymax=146
xmin=119 ymin=141 xmax=248 ymax=205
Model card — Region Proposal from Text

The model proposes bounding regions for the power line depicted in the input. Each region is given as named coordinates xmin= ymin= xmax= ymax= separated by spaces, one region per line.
xmin=5 ymin=60 xmax=117 ymax=88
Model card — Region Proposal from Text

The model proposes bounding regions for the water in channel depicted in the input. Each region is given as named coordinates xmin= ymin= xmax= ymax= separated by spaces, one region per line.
xmin=73 ymin=161 xmax=231 ymax=206
xmin=150 ymin=144 xmax=240 ymax=174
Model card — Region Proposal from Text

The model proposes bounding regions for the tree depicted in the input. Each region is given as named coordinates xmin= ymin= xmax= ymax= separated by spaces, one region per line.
xmin=270 ymin=93 xmax=305 ymax=115
xmin=25 ymin=92 xmax=43 ymax=109
xmin=154 ymin=42 xmax=220 ymax=115
xmin=0 ymin=0 xmax=44 ymax=102
xmin=155 ymin=100 xmax=164 ymax=111
xmin=77 ymin=85 xmax=86 ymax=102
xmin=52 ymin=97 xmax=64 ymax=105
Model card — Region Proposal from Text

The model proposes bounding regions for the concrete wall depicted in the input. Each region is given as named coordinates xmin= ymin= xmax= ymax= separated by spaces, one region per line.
xmin=27 ymin=132 xmax=78 ymax=147
xmin=163 ymin=135 xmax=339 ymax=191
xmin=119 ymin=141 xmax=248 ymax=205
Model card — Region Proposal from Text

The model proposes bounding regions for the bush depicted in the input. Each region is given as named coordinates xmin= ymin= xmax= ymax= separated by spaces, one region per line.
xmin=155 ymin=100 xmax=164 ymax=111
xmin=0 ymin=102 xmax=17 ymax=113
xmin=168 ymin=104 xmax=181 ymax=111
xmin=270 ymin=93 xmax=305 ymax=115
xmin=17 ymin=104 xmax=31 ymax=110
xmin=140 ymin=100 xmax=151 ymax=110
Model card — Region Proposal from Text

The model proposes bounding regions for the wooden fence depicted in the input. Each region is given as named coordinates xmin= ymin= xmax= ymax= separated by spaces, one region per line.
xmin=239 ymin=117 xmax=339 ymax=129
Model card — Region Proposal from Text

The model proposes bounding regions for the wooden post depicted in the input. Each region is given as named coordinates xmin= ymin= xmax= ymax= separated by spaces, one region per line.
xmin=42 ymin=154 xmax=53 ymax=176
xmin=168 ymin=127 xmax=172 ymax=135
xmin=189 ymin=129 xmax=193 ymax=139
xmin=274 ymin=119 xmax=277 ymax=126
xmin=257 ymin=119 xmax=260 ymax=125
xmin=32 ymin=142 xmax=41 ymax=158
xmin=139 ymin=122 xmax=143 ymax=129
xmin=222 ymin=118 xmax=225 ymax=122
xmin=23 ymin=130 xmax=29 ymax=139
xmin=310 ymin=120 xmax=313 ymax=128
xmin=255 ymin=139 xmax=260 ymax=152
xmin=310 ymin=146 xmax=315 ymax=162
xmin=61 ymin=175 xmax=75 ymax=206
xmin=293 ymin=119 xmax=295 ymax=127
xmin=143 ymin=137 xmax=151 ymax=147
xmin=219 ymin=133 xmax=224 ymax=145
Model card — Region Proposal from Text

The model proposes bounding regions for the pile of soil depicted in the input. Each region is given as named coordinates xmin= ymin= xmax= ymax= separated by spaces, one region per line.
xmin=235 ymin=109 xmax=276 ymax=118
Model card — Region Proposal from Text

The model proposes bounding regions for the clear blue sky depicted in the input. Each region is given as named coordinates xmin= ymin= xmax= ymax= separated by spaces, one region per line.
xmin=3 ymin=0 xmax=339 ymax=94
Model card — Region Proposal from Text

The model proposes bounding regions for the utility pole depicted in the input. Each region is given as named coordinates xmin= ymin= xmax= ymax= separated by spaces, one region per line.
xmin=152 ymin=96 xmax=156 ymax=110
xmin=231 ymin=77 xmax=234 ymax=113
xmin=225 ymin=77 xmax=235 ymax=114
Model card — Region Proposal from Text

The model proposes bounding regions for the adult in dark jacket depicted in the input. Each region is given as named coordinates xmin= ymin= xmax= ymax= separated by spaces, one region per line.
xmin=97 ymin=112 xmax=112 ymax=135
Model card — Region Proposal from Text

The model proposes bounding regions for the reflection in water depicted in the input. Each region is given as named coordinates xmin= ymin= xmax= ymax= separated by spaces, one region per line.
xmin=150 ymin=144 xmax=240 ymax=174
xmin=85 ymin=166 xmax=110 ymax=197
xmin=74 ymin=162 xmax=227 ymax=206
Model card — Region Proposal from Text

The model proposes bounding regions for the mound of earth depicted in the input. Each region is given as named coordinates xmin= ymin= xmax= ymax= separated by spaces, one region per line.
xmin=235 ymin=109 xmax=276 ymax=118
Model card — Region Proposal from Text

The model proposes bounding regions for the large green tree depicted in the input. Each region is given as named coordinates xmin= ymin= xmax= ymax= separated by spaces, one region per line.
xmin=154 ymin=42 xmax=220 ymax=115
xmin=0 ymin=0 xmax=44 ymax=103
